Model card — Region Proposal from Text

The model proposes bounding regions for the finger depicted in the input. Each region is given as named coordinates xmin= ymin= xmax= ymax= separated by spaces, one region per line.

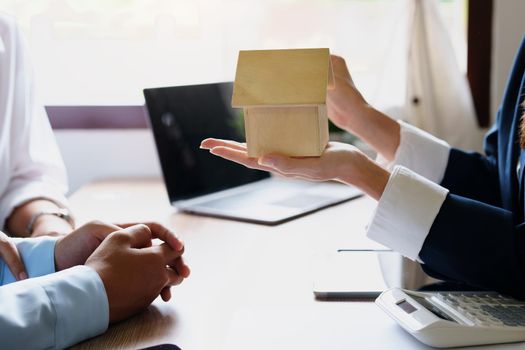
xmin=160 ymin=287 xmax=171 ymax=302
xmin=330 ymin=55 xmax=351 ymax=79
xmin=113 ymin=222 xmax=142 ymax=229
xmin=0 ymin=237 xmax=27 ymax=281
xmin=200 ymin=138 xmax=247 ymax=151
xmin=86 ymin=221 xmax=122 ymax=241
xmin=173 ymin=256 xmax=191 ymax=278
xmin=209 ymin=146 xmax=275 ymax=172
xmin=146 ymin=223 xmax=184 ymax=252
xmin=120 ymin=224 xmax=152 ymax=248
xmin=156 ymin=243 xmax=183 ymax=265
xmin=165 ymin=266 xmax=184 ymax=286
xmin=209 ymin=146 xmax=306 ymax=180
xmin=118 ymin=222 xmax=184 ymax=252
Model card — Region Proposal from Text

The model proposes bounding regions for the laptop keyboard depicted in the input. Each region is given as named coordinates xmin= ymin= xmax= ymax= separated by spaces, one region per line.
xmin=198 ymin=190 xmax=333 ymax=210
xmin=271 ymin=194 xmax=333 ymax=209
xmin=198 ymin=191 xmax=270 ymax=209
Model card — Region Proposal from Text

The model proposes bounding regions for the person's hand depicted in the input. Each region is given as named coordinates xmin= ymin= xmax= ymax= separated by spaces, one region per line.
xmin=114 ymin=222 xmax=190 ymax=302
xmin=0 ymin=231 xmax=27 ymax=281
xmin=54 ymin=221 xmax=121 ymax=271
xmin=55 ymin=221 xmax=189 ymax=275
xmin=327 ymin=55 xmax=400 ymax=160
xmin=200 ymin=139 xmax=390 ymax=200
xmin=85 ymin=224 xmax=188 ymax=323
xmin=326 ymin=55 xmax=369 ymax=132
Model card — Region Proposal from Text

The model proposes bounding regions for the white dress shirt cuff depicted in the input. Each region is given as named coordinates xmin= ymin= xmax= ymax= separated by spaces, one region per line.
xmin=376 ymin=120 xmax=451 ymax=184
xmin=367 ymin=166 xmax=449 ymax=261
xmin=1 ymin=236 xmax=58 ymax=284
xmin=37 ymin=265 xmax=109 ymax=349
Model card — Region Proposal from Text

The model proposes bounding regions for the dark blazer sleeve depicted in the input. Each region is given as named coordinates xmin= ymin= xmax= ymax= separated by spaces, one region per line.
xmin=439 ymin=121 xmax=502 ymax=207
xmin=419 ymin=193 xmax=525 ymax=299
xmin=419 ymin=35 xmax=525 ymax=298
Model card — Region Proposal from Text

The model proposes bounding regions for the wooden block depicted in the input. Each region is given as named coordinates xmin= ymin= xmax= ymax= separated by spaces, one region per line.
xmin=244 ymin=106 xmax=328 ymax=157
xmin=232 ymin=48 xmax=332 ymax=157
xmin=232 ymin=48 xmax=333 ymax=107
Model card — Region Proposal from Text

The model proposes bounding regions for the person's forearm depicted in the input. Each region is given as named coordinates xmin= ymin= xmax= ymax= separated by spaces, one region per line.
xmin=337 ymin=154 xmax=391 ymax=201
xmin=6 ymin=199 xmax=73 ymax=238
xmin=356 ymin=160 xmax=391 ymax=201
xmin=345 ymin=104 xmax=401 ymax=162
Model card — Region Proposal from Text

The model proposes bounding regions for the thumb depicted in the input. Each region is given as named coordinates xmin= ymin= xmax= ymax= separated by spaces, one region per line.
xmin=0 ymin=235 xmax=27 ymax=281
xmin=330 ymin=55 xmax=351 ymax=80
xmin=121 ymin=224 xmax=153 ymax=249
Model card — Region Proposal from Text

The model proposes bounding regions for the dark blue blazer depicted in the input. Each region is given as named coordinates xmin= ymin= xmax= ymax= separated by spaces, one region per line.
xmin=420 ymin=35 xmax=525 ymax=298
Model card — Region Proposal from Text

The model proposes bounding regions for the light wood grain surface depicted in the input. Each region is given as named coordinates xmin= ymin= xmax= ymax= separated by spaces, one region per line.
xmin=244 ymin=105 xmax=328 ymax=157
xmin=68 ymin=179 xmax=524 ymax=350
xmin=232 ymin=48 xmax=331 ymax=107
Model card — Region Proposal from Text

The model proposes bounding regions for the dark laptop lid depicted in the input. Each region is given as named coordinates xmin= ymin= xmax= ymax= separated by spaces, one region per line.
xmin=144 ymin=82 xmax=269 ymax=202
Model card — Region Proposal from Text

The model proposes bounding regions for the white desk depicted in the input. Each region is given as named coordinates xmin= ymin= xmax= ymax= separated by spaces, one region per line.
xmin=70 ymin=179 xmax=523 ymax=350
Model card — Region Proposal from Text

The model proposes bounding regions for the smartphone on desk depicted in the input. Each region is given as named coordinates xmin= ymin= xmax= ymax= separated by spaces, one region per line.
xmin=312 ymin=250 xmax=433 ymax=300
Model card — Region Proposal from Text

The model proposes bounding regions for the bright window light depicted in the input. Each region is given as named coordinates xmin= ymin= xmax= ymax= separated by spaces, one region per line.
xmin=0 ymin=0 xmax=467 ymax=106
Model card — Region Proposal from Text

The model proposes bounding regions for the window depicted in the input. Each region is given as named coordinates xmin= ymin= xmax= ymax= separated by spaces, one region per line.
xmin=0 ymin=0 xmax=467 ymax=106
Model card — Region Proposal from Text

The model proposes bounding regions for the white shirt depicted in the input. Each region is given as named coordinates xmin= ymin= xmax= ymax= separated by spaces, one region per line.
xmin=0 ymin=13 xmax=68 ymax=230
xmin=367 ymin=120 xmax=451 ymax=261
xmin=0 ymin=14 xmax=109 ymax=349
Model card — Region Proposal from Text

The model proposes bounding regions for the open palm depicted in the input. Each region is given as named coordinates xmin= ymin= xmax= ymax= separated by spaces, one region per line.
xmin=200 ymin=138 xmax=368 ymax=185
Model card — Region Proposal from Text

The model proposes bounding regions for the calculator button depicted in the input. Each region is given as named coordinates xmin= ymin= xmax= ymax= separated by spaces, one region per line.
xmin=473 ymin=319 xmax=491 ymax=327
xmin=486 ymin=317 xmax=505 ymax=325
xmin=432 ymin=292 xmax=525 ymax=328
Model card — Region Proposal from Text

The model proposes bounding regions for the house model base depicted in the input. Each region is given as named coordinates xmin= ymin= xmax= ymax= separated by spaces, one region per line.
xmin=244 ymin=106 xmax=329 ymax=157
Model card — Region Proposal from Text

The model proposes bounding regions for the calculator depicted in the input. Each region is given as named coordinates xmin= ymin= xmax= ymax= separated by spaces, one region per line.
xmin=376 ymin=288 xmax=525 ymax=348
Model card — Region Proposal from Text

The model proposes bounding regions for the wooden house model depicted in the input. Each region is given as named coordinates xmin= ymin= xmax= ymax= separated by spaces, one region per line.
xmin=231 ymin=48 xmax=333 ymax=157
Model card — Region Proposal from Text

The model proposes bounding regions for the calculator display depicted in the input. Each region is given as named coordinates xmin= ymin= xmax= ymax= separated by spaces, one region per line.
xmin=397 ymin=300 xmax=417 ymax=314
xmin=409 ymin=294 xmax=457 ymax=322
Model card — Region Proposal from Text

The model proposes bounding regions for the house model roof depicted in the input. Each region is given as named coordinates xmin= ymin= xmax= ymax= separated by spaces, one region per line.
xmin=232 ymin=48 xmax=332 ymax=107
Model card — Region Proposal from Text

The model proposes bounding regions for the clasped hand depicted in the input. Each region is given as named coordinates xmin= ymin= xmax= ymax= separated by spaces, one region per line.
xmin=0 ymin=221 xmax=190 ymax=323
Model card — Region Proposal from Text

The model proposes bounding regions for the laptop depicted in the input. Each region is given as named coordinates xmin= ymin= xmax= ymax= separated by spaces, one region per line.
xmin=144 ymin=82 xmax=362 ymax=225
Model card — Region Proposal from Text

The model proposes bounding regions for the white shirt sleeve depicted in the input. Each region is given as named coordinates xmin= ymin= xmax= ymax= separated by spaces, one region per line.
xmin=367 ymin=121 xmax=452 ymax=261
xmin=367 ymin=166 xmax=449 ymax=261
xmin=0 ymin=15 xmax=69 ymax=230
xmin=376 ymin=120 xmax=451 ymax=183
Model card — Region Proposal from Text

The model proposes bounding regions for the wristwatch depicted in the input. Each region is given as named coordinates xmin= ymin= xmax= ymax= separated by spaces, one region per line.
xmin=26 ymin=208 xmax=75 ymax=235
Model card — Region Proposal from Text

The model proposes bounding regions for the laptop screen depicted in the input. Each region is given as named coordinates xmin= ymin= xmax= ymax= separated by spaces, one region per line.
xmin=144 ymin=82 xmax=270 ymax=202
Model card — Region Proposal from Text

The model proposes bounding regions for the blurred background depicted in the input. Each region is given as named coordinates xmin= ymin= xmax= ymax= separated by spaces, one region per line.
xmin=0 ymin=0 xmax=523 ymax=193
xmin=0 ymin=0 xmax=467 ymax=105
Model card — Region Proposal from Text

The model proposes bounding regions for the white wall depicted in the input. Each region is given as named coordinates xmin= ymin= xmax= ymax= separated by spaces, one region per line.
xmin=55 ymin=130 xmax=162 ymax=194
xmin=491 ymin=0 xmax=525 ymax=121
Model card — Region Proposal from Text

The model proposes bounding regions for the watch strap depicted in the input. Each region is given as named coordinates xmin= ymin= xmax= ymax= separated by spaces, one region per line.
xmin=26 ymin=209 xmax=75 ymax=235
